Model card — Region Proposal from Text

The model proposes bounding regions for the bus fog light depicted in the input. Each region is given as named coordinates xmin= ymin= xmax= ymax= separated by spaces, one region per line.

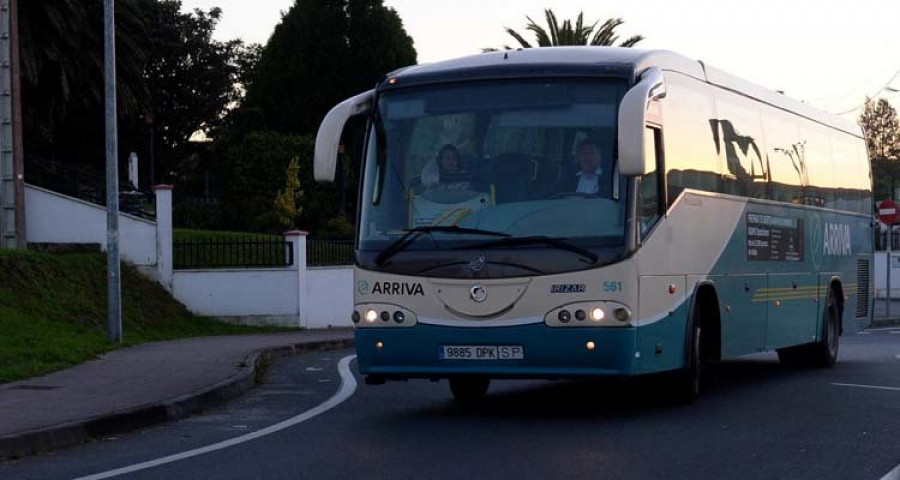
xmin=591 ymin=307 xmax=605 ymax=321
xmin=375 ymin=341 xmax=384 ymax=349
xmin=575 ymin=310 xmax=586 ymax=321
xmin=558 ymin=310 xmax=571 ymax=323
xmin=586 ymin=341 xmax=596 ymax=351
xmin=351 ymin=311 xmax=360 ymax=323
xmin=393 ymin=311 xmax=405 ymax=323
xmin=614 ymin=308 xmax=630 ymax=322
xmin=365 ymin=309 xmax=378 ymax=323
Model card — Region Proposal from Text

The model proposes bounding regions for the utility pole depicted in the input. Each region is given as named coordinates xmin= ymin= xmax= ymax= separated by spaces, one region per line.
xmin=104 ymin=0 xmax=122 ymax=343
xmin=0 ymin=0 xmax=23 ymax=250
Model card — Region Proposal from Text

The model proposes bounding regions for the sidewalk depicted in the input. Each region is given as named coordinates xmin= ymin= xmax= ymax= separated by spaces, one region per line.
xmin=873 ymin=299 xmax=900 ymax=326
xmin=0 ymin=329 xmax=354 ymax=460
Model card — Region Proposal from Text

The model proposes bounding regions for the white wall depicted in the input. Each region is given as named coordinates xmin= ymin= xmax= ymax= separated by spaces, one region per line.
xmin=25 ymin=185 xmax=157 ymax=266
xmin=307 ymin=266 xmax=354 ymax=329
xmin=173 ymin=268 xmax=302 ymax=327
xmin=874 ymin=252 xmax=900 ymax=298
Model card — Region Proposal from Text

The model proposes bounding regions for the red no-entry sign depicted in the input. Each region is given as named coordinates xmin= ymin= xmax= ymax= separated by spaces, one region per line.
xmin=880 ymin=199 xmax=899 ymax=226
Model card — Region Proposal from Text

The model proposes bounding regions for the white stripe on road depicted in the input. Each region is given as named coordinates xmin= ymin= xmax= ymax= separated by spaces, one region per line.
xmin=832 ymin=382 xmax=900 ymax=392
xmin=881 ymin=462 xmax=900 ymax=480
xmin=72 ymin=355 xmax=358 ymax=480
xmin=868 ymin=326 xmax=900 ymax=332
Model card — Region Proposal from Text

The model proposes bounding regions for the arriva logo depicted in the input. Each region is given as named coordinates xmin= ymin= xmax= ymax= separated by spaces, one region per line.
xmin=357 ymin=280 xmax=369 ymax=296
xmin=823 ymin=223 xmax=851 ymax=256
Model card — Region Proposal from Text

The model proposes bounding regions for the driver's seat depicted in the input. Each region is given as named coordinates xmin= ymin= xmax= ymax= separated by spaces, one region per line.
xmin=492 ymin=153 xmax=531 ymax=203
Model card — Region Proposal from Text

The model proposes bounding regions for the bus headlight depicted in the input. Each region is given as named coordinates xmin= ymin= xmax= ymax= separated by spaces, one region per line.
xmin=356 ymin=304 xmax=417 ymax=328
xmin=545 ymin=302 xmax=631 ymax=328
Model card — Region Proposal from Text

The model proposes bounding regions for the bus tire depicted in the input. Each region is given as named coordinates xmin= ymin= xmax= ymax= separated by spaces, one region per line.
xmin=777 ymin=288 xmax=841 ymax=368
xmin=449 ymin=377 xmax=490 ymax=403
xmin=811 ymin=289 xmax=841 ymax=368
xmin=670 ymin=321 xmax=702 ymax=405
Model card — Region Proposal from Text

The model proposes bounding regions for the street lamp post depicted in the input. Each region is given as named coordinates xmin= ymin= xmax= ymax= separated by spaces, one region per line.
xmin=104 ymin=0 xmax=122 ymax=343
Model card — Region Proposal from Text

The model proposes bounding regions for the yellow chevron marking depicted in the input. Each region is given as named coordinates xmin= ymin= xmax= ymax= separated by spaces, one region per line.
xmin=738 ymin=280 xmax=861 ymax=303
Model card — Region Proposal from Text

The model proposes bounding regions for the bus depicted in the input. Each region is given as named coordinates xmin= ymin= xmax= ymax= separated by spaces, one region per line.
xmin=314 ymin=48 xmax=873 ymax=403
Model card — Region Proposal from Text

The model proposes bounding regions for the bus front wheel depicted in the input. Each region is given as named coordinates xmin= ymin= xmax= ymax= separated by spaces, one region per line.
xmin=669 ymin=322 xmax=703 ymax=405
xmin=449 ymin=377 xmax=490 ymax=403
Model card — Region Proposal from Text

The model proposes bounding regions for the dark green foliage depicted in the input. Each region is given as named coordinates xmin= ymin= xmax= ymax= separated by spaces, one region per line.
xmin=20 ymin=0 xmax=147 ymax=153
xmin=127 ymin=1 xmax=261 ymax=183
xmin=859 ymin=98 xmax=900 ymax=200
xmin=0 ymin=250 xmax=286 ymax=382
xmin=220 ymin=131 xmax=340 ymax=233
xmin=240 ymin=0 xmax=416 ymax=136
xmin=21 ymin=0 xmax=257 ymax=185
xmin=321 ymin=217 xmax=355 ymax=239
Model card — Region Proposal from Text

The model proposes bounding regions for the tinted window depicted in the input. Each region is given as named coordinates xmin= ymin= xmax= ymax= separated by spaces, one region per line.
xmin=714 ymin=94 xmax=768 ymax=199
xmin=662 ymin=74 xmax=721 ymax=205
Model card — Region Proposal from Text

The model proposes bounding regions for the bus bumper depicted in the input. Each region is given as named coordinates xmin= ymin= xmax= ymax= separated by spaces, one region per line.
xmin=355 ymin=323 xmax=637 ymax=379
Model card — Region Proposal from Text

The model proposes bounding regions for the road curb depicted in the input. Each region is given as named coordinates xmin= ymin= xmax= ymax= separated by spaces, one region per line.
xmin=0 ymin=337 xmax=354 ymax=461
xmin=872 ymin=318 xmax=900 ymax=328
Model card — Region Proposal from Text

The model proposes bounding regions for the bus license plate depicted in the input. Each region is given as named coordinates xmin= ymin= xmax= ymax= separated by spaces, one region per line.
xmin=440 ymin=345 xmax=524 ymax=361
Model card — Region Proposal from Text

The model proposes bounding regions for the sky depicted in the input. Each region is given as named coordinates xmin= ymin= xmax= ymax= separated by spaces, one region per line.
xmin=180 ymin=0 xmax=900 ymax=120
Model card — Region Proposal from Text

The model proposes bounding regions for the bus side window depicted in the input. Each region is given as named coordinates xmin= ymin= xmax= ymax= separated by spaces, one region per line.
xmin=639 ymin=126 xmax=663 ymax=239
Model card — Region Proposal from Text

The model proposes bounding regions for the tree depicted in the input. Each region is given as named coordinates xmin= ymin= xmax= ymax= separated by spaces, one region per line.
xmin=19 ymin=0 xmax=147 ymax=150
xmin=859 ymin=97 xmax=900 ymax=199
xmin=240 ymin=0 xmax=417 ymax=136
xmin=500 ymin=9 xmax=643 ymax=49
xmin=220 ymin=132 xmax=340 ymax=233
xmin=20 ymin=0 xmax=258 ymax=187
xmin=273 ymin=157 xmax=303 ymax=229
xmin=127 ymin=0 xmax=261 ymax=182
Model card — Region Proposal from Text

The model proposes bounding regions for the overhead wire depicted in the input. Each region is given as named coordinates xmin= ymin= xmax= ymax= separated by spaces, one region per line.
xmin=835 ymin=67 xmax=900 ymax=115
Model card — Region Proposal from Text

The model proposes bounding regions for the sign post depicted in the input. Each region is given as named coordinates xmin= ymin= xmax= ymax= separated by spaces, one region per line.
xmin=879 ymin=199 xmax=898 ymax=318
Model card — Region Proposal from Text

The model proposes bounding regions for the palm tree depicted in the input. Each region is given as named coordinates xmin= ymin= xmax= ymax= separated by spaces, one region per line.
xmin=502 ymin=9 xmax=644 ymax=49
xmin=19 ymin=0 xmax=147 ymax=114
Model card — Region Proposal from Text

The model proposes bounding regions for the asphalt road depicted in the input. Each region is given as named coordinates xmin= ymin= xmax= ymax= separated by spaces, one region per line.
xmin=3 ymin=327 xmax=900 ymax=480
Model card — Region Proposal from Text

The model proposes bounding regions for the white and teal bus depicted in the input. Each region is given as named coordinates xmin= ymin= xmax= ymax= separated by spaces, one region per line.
xmin=314 ymin=48 xmax=873 ymax=403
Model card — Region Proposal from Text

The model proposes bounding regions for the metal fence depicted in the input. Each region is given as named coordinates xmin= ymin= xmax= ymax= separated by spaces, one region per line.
xmin=26 ymin=155 xmax=155 ymax=219
xmin=307 ymin=238 xmax=354 ymax=266
xmin=876 ymin=230 xmax=900 ymax=251
xmin=174 ymin=235 xmax=294 ymax=269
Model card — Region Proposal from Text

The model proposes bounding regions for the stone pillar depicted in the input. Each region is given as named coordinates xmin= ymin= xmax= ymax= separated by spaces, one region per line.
xmin=285 ymin=230 xmax=308 ymax=328
xmin=154 ymin=185 xmax=173 ymax=291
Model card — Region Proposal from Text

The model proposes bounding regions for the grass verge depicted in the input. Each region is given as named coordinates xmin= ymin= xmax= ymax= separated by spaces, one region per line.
xmin=0 ymin=250 xmax=289 ymax=382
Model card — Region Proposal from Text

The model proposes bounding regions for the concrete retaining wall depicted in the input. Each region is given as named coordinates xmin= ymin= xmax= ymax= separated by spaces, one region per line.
xmin=25 ymin=184 xmax=157 ymax=266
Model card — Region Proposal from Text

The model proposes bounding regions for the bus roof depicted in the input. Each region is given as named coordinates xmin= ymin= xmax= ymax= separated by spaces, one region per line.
xmin=391 ymin=47 xmax=862 ymax=138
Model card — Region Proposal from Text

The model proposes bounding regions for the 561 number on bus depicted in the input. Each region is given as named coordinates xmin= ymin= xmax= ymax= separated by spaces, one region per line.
xmin=602 ymin=281 xmax=623 ymax=293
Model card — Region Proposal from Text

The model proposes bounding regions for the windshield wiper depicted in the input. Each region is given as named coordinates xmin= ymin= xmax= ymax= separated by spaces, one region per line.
xmin=375 ymin=226 xmax=510 ymax=266
xmin=460 ymin=235 xmax=599 ymax=264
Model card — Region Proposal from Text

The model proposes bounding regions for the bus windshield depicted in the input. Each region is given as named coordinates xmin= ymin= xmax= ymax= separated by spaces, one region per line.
xmin=358 ymin=78 xmax=629 ymax=277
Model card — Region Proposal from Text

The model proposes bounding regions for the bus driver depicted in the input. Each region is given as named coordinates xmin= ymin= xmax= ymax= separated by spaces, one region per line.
xmin=574 ymin=140 xmax=604 ymax=194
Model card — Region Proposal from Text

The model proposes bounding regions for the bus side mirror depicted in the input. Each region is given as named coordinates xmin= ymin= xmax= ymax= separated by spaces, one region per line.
xmin=314 ymin=90 xmax=374 ymax=183
xmin=617 ymin=67 xmax=666 ymax=177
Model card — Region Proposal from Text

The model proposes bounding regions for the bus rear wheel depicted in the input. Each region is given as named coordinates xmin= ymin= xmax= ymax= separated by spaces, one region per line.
xmin=777 ymin=290 xmax=841 ymax=368
xmin=449 ymin=377 xmax=490 ymax=404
